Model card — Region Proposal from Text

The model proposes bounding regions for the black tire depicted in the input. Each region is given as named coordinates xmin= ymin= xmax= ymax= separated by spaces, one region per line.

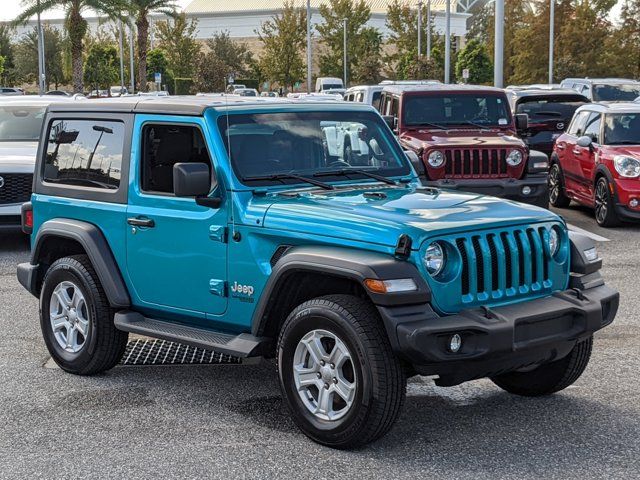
xmin=491 ymin=336 xmax=593 ymax=396
xmin=278 ymin=294 xmax=406 ymax=449
xmin=40 ymin=254 xmax=128 ymax=375
xmin=594 ymin=176 xmax=621 ymax=227
xmin=548 ymin=162 xmax=571 ymax=208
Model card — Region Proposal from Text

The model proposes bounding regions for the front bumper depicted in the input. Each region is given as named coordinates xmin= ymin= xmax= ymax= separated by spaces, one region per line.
xmin=423 ymin=174 xmax=548 ymax=205
xmin=379 ymin=283 xmax=618 ymax=386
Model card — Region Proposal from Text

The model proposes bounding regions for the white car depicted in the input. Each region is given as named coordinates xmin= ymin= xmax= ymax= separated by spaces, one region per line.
xmin=0 ymin=96 xmax=75 ymax=229
xmin=0 ymin=87 xmax=24 ymax=96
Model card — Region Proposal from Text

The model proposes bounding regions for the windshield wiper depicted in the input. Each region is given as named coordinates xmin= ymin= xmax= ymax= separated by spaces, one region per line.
xmin=460 ymin=120 xmax=495 ymax=129
xmin=241 ymin=172 xmax=334 ymax=190
xmin=410 ymin=122 xmax=448 ymax=130
xmin=314 ymin=168 xmax=397 ymax=185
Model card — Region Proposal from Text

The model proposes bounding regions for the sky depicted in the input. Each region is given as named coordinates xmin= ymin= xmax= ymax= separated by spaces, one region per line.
xmin=0 ymin=0 xmax=625 ymax=23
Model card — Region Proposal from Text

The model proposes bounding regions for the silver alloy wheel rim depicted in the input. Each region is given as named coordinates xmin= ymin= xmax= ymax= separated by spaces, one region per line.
xmin=549 ymin=166 xmax=560 ymax=203
xmin=50 ymin=281 xmax=90 ymax=353
xmin=595 ymin=180 xmax=608 ymax=224
xmin=292 ymin=329 xmax=357 ymax=421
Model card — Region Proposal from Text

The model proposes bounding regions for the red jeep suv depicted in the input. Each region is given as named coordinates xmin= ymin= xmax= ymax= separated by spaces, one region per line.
xmin=379 ymin=85 xmax=550 ymax=207
xmin=550 ymin=103 xmax=640 ymax=226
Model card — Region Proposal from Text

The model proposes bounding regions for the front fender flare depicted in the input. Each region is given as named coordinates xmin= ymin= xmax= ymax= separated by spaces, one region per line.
xmin=251 ymin=246 xmax=431 ymax=336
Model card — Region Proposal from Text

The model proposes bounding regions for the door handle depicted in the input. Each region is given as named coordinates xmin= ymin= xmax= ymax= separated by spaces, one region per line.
xmin=127 ymin=217 xmax=155 ymax=228
xmin=572 ymin=149 xmax=582 ymax=155
xmin=556 ymin=144 xmax=565 ymax=150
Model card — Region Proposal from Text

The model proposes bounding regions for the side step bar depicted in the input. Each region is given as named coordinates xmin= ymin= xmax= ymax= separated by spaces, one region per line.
xmin=114 ymin=311 xmax=269 ymax=358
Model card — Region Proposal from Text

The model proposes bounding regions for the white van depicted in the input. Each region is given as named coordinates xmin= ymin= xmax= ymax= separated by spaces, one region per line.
xmin=315 ymin=77 xmax=344 ymax=93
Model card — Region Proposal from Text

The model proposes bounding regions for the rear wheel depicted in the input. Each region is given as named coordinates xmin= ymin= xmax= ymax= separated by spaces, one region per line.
xmin=594 ymin=176 xmax=620 ymax=227
xmin=40 ymin=255 xmax=128 ymax=375
xmin=548 ymin=163 xmax=571 ymax=208
xmin=278 ymin=294 xmax=405 ymax=448
xmin=491 ymin=336 xmax=592 ymax=396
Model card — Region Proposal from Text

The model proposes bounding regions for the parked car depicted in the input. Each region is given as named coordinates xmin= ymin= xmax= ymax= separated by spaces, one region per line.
xmin=550 ymin=102 xmax=640 ymax=226
xmin=45 ymin=90 xmax=71 ymax=97
xmin=234 ymin=88 xmax=259 ymax=97
xmin=226 ymin=84 xmax=246 ymax=93
xmin=0 ymin=96 xmax=73 ymax=228
xmin=17 ymin=96 xmax=618 ymax=448
xmin=507 ymin=87 xmax=590 ymax=158
xmin=378 ymin=84 xmax=550 ymax=207
xmin=260 ymin=91 xmax=279 ymax=98
xmin=0 ymin=87 xmax=24 ymax=96
xmin=110 ymin=85 xmax=128 ymax=97
xmin=315 ymin=76 xmax=344 ymax=93
xmin=560 ymin=78 xmax=640 ymax=102
xmin=344 ymin=85 xmax=384 ymax=109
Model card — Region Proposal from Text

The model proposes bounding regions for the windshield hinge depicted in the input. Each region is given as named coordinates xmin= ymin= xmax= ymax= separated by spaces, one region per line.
xmin=209 ymin=225 xmax=227 ymax=243
xmin=394 ymin=234 xmax=412 ymax=258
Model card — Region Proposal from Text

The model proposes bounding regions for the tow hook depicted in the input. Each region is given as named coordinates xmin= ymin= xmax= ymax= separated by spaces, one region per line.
xmin=572 ymin=288 xmax=585 ymax=301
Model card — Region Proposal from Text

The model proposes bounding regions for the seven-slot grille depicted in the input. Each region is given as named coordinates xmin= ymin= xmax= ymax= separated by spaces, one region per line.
xmin=0 ymin=173 xmax=32 ymax=205
xmin=455 ymin=227 xmax=552 ymax=303
xmin=443 ymin=148 xmax=511 ymax=178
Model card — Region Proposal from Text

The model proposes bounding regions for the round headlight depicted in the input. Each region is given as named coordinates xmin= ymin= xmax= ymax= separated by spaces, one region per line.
xmin=427 ymin=150 xmax=445 ymax=168
xmin=424 ymin=242 xmax=446 ymax=276
xmin=506 ymin=149 xmax=523 ymax=166
xmin=614 ymin=155 xmax=640 ymax=178
xmin=548 ymin=228 xmax=560 ymax=256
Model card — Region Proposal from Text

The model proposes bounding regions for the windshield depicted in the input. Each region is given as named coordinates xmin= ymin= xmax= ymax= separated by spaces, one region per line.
xmin=516 ymin=96 xmax=587 ymax=120
xmin=593 ymin=84 xmax=640 ymax=102
xmin=403 ymin=93 xmax=511 ymax=127
xmin=322 ymin=84 xmax=343 ymax=90
xmin=603 ymin=113 xmax=640 ymax=145
xmin=218 ymin=110 xmax=411 ymax=186
xmin=0 ymin=105 xmax=46 ymax=141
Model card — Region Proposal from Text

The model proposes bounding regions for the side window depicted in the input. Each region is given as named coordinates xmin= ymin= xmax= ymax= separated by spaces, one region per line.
xmin=141 ymin=123 xmax=213 ymax=195
xmin=372 ymin=91 xmax=382 ymax=111
xmin=568 ymin=111 xmax=589 ymax=136
xmin=355 ymin=92 xmax=364 ymax=102
xmin=44 ymin=119 xmax=124 ymax=189
xmin=583 ymin=112 xmax=602 ymax=143
xmin=390 ymin=97 xmax=400 ymax=118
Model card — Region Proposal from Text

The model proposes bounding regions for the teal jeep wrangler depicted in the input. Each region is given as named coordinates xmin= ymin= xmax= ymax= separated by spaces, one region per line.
xmin=18 ymin=97 xmax=618 ymax=448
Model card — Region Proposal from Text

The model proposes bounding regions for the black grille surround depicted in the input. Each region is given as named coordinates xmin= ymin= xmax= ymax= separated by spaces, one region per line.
xmin=0 ymin=173 xmax=33 ymax=205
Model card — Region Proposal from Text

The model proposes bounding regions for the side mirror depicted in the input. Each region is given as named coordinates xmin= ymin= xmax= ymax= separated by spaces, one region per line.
xmin=515 ymin=113 xmax=528 ymax=131
xmin=576 ymin=135 xmax=593 ymax=148
xmin=404 ymin=150 xmax=425 ymax=176
xmin=382 ymin=115 xmax=398 ymax=133
xmin=173 ymin=162 xmax=212 ymax=197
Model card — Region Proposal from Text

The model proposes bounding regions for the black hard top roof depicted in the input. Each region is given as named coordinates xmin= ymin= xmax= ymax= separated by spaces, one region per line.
xmin=46 ymin=95 xmax=352 ymax=116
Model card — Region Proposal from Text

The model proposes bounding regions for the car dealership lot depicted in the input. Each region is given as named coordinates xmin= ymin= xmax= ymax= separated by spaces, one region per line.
xmin=0 ymin=206 xmax=639 ymax=479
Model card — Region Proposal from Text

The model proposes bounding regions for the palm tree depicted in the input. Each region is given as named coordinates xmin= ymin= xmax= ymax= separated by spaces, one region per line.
xmin=126 ymin=0 xmax=177 ymax=92
xmin=14 ymin=0 xmax=125 ymax=93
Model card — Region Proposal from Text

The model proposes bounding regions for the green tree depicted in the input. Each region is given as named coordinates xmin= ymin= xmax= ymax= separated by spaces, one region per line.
xmin=125 ymin=0 xmax=178 ymax=92
xmin=154 ymin=12 xmax=199 ymax=78
xmin=455 ymin=39 xmax=493 ymax=84
xmin=14 ymin=25 xmax=68 ymax=90
xmin=0 ymin=25 xmax=17 ymax=85
xmin=83 ymin=43 xmax=119 ymax=92
xmin=350 ymin=27 xmax=384 ymax=84
xmin=192 ymin=32 xmax=253 ymax=93
xmin=316 ymin=0 xmax=378 ymax=85
xmin=607 ymin=0 xmax=640 ymax=78
xmin=0 ymin=55 xmax=5 ymax=78
xmin=14 ymin=0 xmax=125 ymax=93
xmin=256 ymin=1 xmax=307 ymax=91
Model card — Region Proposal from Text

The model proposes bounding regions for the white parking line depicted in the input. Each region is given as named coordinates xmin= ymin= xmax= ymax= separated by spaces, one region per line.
xmin=567 ymin=223 xmax=610 ymax=242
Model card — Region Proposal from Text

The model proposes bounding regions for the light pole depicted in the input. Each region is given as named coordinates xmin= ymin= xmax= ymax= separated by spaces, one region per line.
xmin=444 ymin=0 xmax=451 ymax=83
xmin=36 ymin=0 xmax=45 ymax=95
xmin=343 ymin=18 xmax=348 ymax=87
xmin=118 ymin=19 xmax=125 ymax=93
xmin=548 ymin=0 xmax=555 ymax=84
xmin=494 ymin=0 xmax=504 ymax=88
xmin=426 ymin=0 xmax=431 ymax=60
xmin=307 ymin=0 xmax=312 ymax=92
xmin=129 ymin=23 xmax=135 ymax=94
xmin=417 ymin=1 xmax=423 ymax=58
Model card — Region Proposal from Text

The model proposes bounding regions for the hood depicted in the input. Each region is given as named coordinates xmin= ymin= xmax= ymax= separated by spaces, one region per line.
xmin=0 ymin=141 xmax=39 ymax=168
xmin=602 ymin=145 xmax=640 ymax=158
xmin=400 ymin=129 xmax=524 ymax=152
xmin=257 ymin=184 xmax=560 ymax=249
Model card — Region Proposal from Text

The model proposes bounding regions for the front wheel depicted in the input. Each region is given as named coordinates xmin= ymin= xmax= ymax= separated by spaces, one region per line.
xmin=491 ymin=336 xmax=593 ymax=396
xmin=594 ymin=177 xmax=620 ymax=227
xmin=278 ymin=295 xmax=406 ymax=449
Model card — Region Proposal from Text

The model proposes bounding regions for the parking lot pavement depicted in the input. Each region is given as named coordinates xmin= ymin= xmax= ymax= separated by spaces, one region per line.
xmin=0 ymin=210 xmax=639 ymax=480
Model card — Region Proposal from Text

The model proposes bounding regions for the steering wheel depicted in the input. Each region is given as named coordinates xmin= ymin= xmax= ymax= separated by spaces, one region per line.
xmin=329 ymin=160 xmax=351 ymax=168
